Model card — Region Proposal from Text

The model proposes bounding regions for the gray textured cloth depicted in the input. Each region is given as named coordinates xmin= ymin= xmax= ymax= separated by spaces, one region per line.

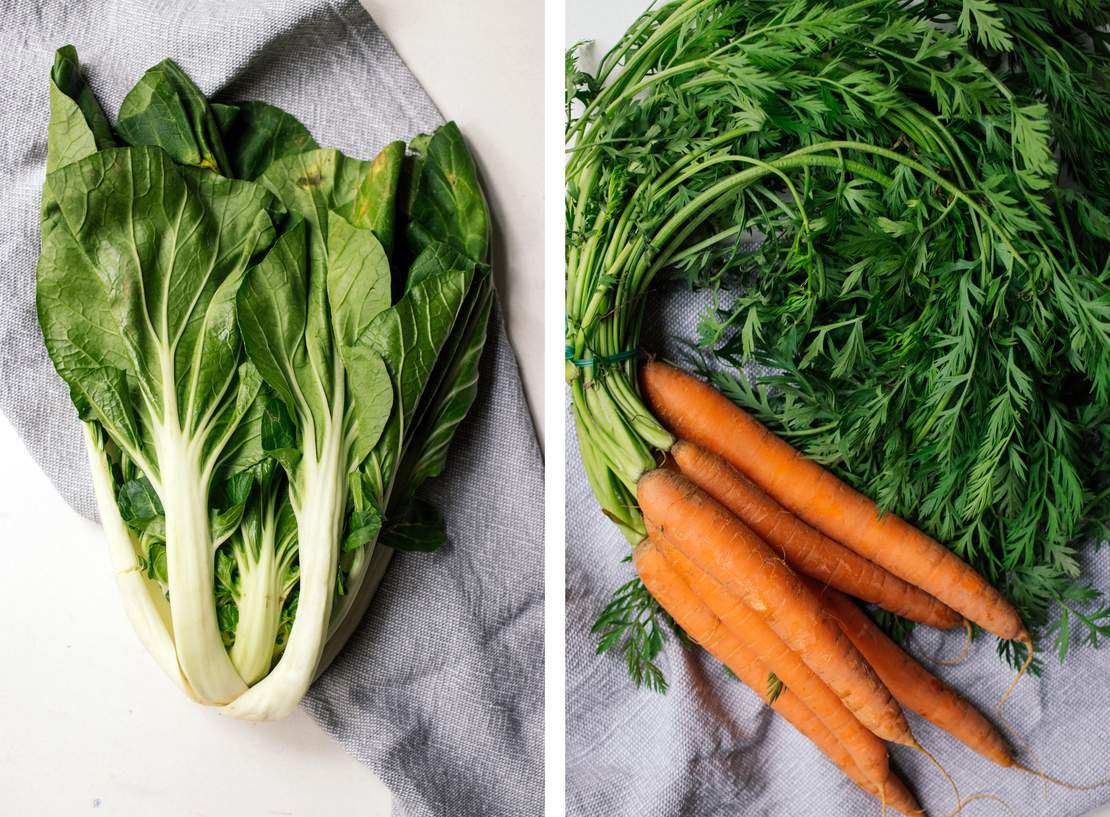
xmin=0 ymin=3 xmax=542 ymax=816
xmin=567 ymin=285 xmax=1110 ymax=817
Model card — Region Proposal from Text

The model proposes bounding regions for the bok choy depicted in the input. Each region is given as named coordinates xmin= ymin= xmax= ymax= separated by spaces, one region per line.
xmin=36 ymin=47 xmax=492 ymax=719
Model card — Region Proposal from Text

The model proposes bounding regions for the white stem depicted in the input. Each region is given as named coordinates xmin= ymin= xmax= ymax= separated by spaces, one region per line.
xmin=326 ymin=538 xmax=381 ymax=642
xmin=318 ymin=545 xmax=393 ymax=676
xmin=229 ymin=514 xmax=283 ymax=686
xmin=326 ymin=462 xmax=398 ymax=642
xmin=156 ymin=425 xmax=246 ymax=704
xmin=222 ymin=413 xmax=346 ymax=720
xmin=83 ymin=425 xmax=197 ymax=701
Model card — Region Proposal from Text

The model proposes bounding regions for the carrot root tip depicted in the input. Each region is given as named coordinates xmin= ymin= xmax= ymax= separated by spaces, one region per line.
xmin=996 ymin=640 xmax=1034 ymax=751
xmin=1014 ymin=762 xmax=1110 ymax=792
xmin=914 ymin=740 xmax=960 ymax=812
xmin=942 ymin=792 xmax=1017 ymax=817
xmin=931 ymin=619 xmax=973 ymax=667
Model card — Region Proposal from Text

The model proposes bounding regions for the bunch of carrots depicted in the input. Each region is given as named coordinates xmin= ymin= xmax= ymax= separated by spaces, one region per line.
xmin=632 ymin=359 xmax=1039 ymax=814
xmin=565 ymin=1 xmax=1110 ymax=808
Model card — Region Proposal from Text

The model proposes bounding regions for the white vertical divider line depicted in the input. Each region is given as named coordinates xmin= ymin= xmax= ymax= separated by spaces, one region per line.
xmin=544 ymin=0 xmax=568 ymax=813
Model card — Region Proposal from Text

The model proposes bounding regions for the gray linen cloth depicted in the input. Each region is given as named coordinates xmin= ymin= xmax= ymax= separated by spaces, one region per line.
xmin=567 ymin=285 xmax=1110 ymax=816
xmin=0 ymin=3 xmax=542 ymax=816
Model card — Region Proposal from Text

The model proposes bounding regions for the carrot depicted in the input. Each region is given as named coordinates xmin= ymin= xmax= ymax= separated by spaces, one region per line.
xmin=807 ymin=578 xmax=1013 ymax=767
xmin=641 ymin=360 xmax=1030 ymax=646
xmin=636 ymin=467 xmax=914 ymax=747
xmin=810 ymin=582 xmax=1110 ymax=795
xmin=651 ymin=530 xmax=891 ymax=785
xmin=670 ymin=440 xmax=961 ymax=631
xmin=633 ymin=538 xmax=924 ymax=816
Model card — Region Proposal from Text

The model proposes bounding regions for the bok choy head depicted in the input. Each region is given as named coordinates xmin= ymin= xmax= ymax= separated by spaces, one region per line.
xmin=36 ymin=47 xmax=492 ymax=718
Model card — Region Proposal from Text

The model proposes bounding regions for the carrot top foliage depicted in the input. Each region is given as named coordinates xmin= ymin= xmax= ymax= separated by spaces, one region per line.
xmin=567 ymin=0 xmax=1110 ymax=688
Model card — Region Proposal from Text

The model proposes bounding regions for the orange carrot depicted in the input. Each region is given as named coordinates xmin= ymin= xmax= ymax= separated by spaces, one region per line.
xmin=653 ymin=531 xmax=890 ymax=784
xmin=636 ymin=468 xmax=914 ymax=747
xmin=633 ymin=539 xmax=924 ymax=816
xmin=641 ymin=360 xmax=1029 ymax=645
xmin=671 ymin=440 xmax=961 ymax=631
xmin=808 ymin=579 xmax=1014 ymax=767
xmin=809 ymin=577 xmax=1110 ymax=794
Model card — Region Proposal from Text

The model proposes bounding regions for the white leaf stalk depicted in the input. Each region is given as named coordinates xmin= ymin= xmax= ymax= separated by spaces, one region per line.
xmin=84 ymin=424 xmax=197 ymax=700
xmin=224 ymin=375 xmax=347 ymax=719
xmin=228 ymin=492 xmax=298 ymax=685
xmin=151 ymin=420 xmax=247 ymax=704
xmin=319 ymin=545 xmax=393 ymax=675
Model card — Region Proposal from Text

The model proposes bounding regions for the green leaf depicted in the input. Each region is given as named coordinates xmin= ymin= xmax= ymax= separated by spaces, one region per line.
xmin=344 ymin=346 xmax=393 ymax=469
xmin=243 ymin=147 xmax=409 ymax=472
xmin=345 ymin=140 xmax=405 ymax=258
xmin=260 ymin=145 xmax=402 ymax=252
xmin=260 ymin=394 xmax=302 ymax=473
xmin=406 ymin=122 xmax=489 ymax=263
xmin=360 ymin=266 xmax=474 ymax=494
xmin=209 ymin=468 xmax=256 ymax=546
xmin=218 ymin=100 xmax=318 ymax=181
xmin=145 ymin=539 xmax=169 ymax=584
xmin=393 ymin=273 xmax=492 ymax=500
xmin=40 ymin=146 xmax=275 ymax=461
xmin=214 ymin=365 xmax=270 ymax=475
xmin=326 ymin=211 xmax=391 ymax=351
xmin=956 ymin=0 xmax=1013 ymax=51
xmin=342 ymin=471 xmax=384 ymax=552
xmin=875 ymin=217 xmax=914 ymax=238
xmin=37 ymin=178 xmax=139 ymax=426
xmin=75 ymin=368 xmax=140 ymax=438
xmin=323 ymin=210 xmax=394 ymax=463
xmin=116 ymin=59 xmax=231 ymax=174
xmin=260 ymin=394 xmax=297 ymax=453
xmin=259 ymin=148 xmax=402 ymax=427
xmin=766 ymin=671 xmax=785 ymax=704
xmin=216 ymin=598 xmax=239 ymax=647
xmin=591 ymin=577 xmax=670 ymax=693
xmin=50 ymin=47 xmax=114 ymax=147
xmin=209 ymin=103 xmax=240 ymax=134
xmin=343 ymin=504 xmax=383 ymax=552
xmin=1011 ymin=104 xmax=1056 ymax=178
xmin=38 ymin=48 xmax=124 ymax=425
xmin=406 ymin=240 xmax=476 ymax=293
xmin=379 ymin=498 xmax=446 ymax=552
xmin=400 ymin=132 xmax=433 ymax=222
xmin=118 ymin=476 xmax=165 ymax=536
xmin=46 ymin=46 xmax=114 ymax=173
xmin=259 ymin=139 xmax=404 ymax=268
xmin=237 ymin=218 xmax=312 ymax=417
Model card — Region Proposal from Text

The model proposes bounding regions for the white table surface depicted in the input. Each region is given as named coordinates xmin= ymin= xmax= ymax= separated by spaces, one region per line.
xmin=566 ymin=1 xmax=1110 ymax=816
xmin=0 ymin=2 xmax=542 ymax=815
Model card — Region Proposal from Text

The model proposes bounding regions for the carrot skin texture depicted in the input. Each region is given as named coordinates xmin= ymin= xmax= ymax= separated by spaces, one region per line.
xmin=671 ymin=440 xmax=961 ymax=630
xmin=642 ymin=361 xmax=1028 ymax=642
xmin=654 ymin=532 xmax=891 ymax=785
xmin=633 ymin=540 xmax=924 ymax=816
xmin=636 ymin=468 xmax=913 ymax=746
xmin=810 ymin=579 xmax=1014 ymax=767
